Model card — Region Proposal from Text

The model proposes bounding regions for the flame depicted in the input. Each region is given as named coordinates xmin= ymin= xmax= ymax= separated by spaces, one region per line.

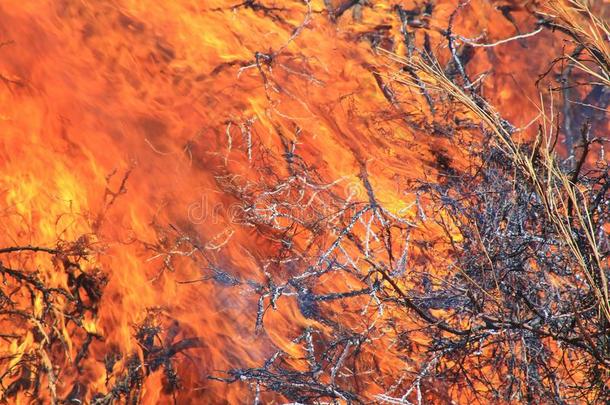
xmin=0 ymin=0 xmax=605 ymax=403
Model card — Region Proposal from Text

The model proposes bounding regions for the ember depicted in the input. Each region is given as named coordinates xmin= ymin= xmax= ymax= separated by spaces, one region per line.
xmin=0 ymin=0 xmax=607 ymax=403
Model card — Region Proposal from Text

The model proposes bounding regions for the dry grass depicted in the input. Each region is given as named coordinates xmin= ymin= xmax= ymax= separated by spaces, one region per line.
xmin=383 ymin=27 xmax=610 ymax=322
xmin=541 ymin=0 xmax=610 ymax=86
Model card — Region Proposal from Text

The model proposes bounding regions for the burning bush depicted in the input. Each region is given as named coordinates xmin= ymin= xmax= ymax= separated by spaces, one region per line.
xmin=0 ymin=0 xmax=607 ymax=403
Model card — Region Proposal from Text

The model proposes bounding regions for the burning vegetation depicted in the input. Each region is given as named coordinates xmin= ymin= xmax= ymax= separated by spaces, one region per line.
xmin=0 ymin=0 xmax=608 ymax=403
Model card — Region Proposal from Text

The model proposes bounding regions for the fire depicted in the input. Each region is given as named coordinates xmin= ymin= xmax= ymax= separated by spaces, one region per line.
xmin=0 ymin=0 xmax=607 ymax=403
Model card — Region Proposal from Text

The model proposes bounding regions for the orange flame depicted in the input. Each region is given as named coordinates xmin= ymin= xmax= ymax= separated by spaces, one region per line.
xmin=0 ymin=0 xmax=603 ymax=403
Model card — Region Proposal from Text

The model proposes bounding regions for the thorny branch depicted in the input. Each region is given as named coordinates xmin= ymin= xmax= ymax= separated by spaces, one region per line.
xmin=193 ymin=0 xmax=610 ymax=403
xmin=5 ymin=0 xmax=605 ymax=403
